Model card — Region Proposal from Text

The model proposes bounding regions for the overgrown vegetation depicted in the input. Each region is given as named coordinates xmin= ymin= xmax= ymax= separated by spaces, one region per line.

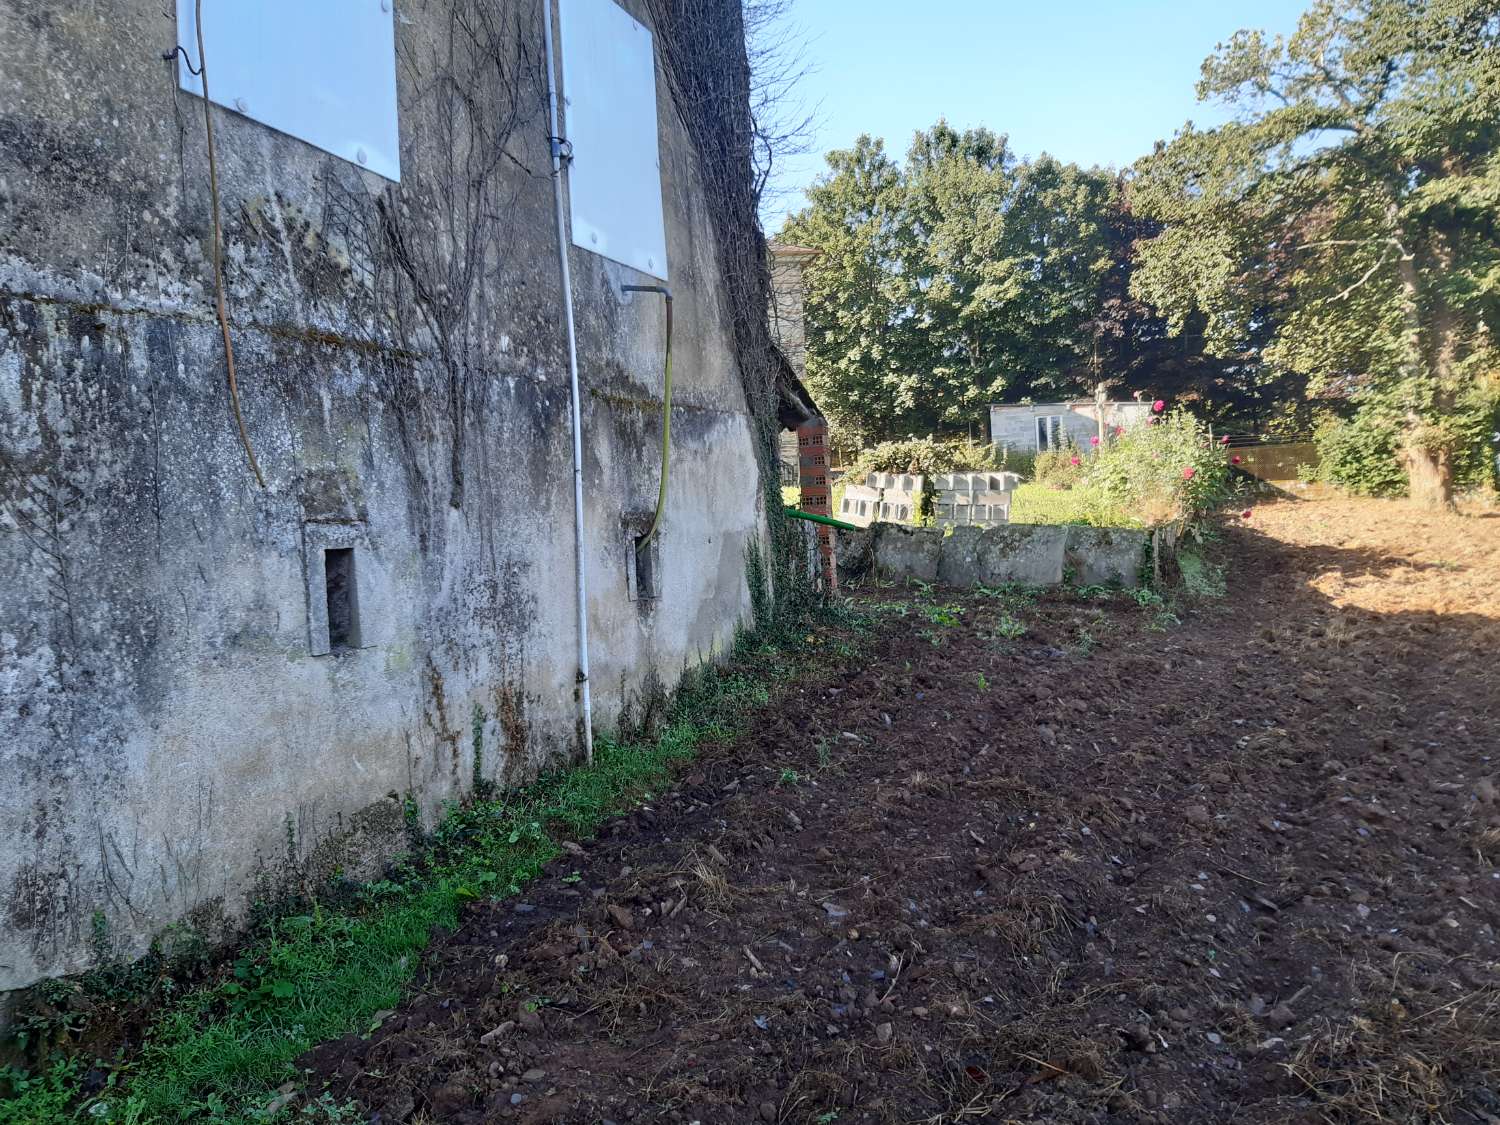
xmin=1010 ymin=407 xmax=1234 ymax=527
xmin=1130 ymin=0 xmax=1500 ymax=507
xmin=0 ymin=611 xmax=845 ymax=1125
xmin=1313 ymin=413 xmax=1411 ymax=498
xmin=785 ymin=1 xmax=1499 ymax=506
xmin=1314 ymin=393 xmax=1500 ymax=499
xmin=840 ymin=437 xmax=1004 ymax=483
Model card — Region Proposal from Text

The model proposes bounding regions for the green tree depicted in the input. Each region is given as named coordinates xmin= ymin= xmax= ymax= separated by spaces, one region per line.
xmin=783 ymin=122 xmax=1119 ymax=444
xmin=779 ymin=136 xmax=915 ymax=445
xmin=1131 ymin=0 xmax=1500 ymax=506
xmin=902 ymin=125 xmax=1117 ymax=418
xmin=1083 ymin=180 xmax=1298 ymax=430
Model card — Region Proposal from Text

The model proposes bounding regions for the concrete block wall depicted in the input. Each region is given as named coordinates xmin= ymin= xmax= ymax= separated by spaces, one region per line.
xmin=837 ymin=522 xmax=1148 ymax=589
xmin=932 ymin=471 xmax=1021 ymax=528
xmin=989 ymin=401 xmax=1153 ymax=453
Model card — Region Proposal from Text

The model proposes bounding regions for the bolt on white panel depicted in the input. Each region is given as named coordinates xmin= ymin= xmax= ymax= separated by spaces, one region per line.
xmin=559 ymin=0 xmax=669 ymax=280
xmin=177 ymin=0 xmax=401 ymax=181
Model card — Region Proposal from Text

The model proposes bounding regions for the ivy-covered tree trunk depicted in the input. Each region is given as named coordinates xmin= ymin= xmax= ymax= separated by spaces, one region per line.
xmin=1402 ymin=433 xmax=1454 ymax=510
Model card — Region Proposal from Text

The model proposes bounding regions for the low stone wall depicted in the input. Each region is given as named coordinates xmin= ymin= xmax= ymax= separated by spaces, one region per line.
xmin=836 ymin=522 xmax=1149 ymax=588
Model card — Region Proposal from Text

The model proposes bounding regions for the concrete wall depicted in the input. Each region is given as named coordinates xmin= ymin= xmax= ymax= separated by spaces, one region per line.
xmin=989 ymin=401 xmax=1152 ymax=452
xmin=837 ymin=522 xmax=1148 ymax=589
xmin=0 ymin=0 xmax=763 ymax=991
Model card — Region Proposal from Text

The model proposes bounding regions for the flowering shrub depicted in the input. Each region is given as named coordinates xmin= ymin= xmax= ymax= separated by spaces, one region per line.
xmin=1081 ymin=408 xmax=1233 ymax=526
xmin=1034 ymin=446 xmax=1088 ymax=489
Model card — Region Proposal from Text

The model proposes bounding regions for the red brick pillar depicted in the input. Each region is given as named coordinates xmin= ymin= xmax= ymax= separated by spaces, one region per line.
xmin=796 ymin=420 xmax=837 ymax=593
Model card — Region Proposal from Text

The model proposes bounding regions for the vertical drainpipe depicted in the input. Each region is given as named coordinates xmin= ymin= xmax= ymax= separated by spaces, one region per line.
xmin=542 ymin=0 xmax=594 ymax=764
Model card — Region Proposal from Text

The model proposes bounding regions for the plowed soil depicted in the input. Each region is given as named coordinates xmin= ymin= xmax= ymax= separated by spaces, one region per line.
xmin=302 ymin=499 xmax=1500 ymax=1124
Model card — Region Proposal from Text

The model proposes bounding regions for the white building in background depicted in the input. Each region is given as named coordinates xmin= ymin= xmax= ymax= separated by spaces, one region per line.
xmin=989 ymin=398 xmax=1153 ymax=453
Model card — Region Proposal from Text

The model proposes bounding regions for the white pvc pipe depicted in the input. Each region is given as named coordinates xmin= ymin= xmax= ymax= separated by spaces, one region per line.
xmin=542 ymin=0 xmax=594 ymax=765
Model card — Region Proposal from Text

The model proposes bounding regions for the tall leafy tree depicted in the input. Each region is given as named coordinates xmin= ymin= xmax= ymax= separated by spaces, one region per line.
xmin=779 ymin=136 xmax=915 ymax=445
xmin=902 ymin=126 xmax=1117 ymax=417
xmin=1131 ymin=0 xmax=1500 ymax=506
xmin=1084 ymin=182 xmax=1293 ymax=428
xmin=783 ymin=123 xmax=1118 ymax=443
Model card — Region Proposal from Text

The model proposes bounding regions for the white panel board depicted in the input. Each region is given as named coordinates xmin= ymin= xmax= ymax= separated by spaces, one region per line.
xmin=177 ymin=0 xmax=401 ymax=181
xmin=559 ymin=0 xmax=669 ymax=279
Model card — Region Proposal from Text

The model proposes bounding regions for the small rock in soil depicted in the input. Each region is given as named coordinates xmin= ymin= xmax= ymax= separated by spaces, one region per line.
xmin=607 ymin=904 xmax=635 ymax=930
xmin=479 ymin=1020 xmax=514 ymax=1045
xmin=517 ymin=1003 xmax=543 ymax=1032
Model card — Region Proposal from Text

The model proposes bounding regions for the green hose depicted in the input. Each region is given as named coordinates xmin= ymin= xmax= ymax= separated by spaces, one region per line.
xmin=783 ymin=506 xmax=857 ymax=531
xmin=625 ymin=286 xmax=673 ymax=553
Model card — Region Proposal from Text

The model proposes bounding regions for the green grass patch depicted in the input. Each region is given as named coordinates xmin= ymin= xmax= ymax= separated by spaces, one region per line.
xmin=1008 ymin=482 xmax=1129 ymax=526
xmin=3 ymin=620 xmax=835 ymax=1125
xmin=1178 ymin=547 xmax=1227 ymax=598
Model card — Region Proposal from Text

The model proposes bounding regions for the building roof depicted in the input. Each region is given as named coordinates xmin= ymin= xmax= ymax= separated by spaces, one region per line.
xmin=768 ymin=242 xmax=820 ymax=261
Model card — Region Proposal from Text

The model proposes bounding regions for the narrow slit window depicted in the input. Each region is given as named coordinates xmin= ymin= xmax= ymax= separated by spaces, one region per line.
xmin=324 ymin=547 xmax=358 ymax=650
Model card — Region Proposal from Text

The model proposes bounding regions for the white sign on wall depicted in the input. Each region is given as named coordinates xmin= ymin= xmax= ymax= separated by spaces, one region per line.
xmin=176 ymin=0 xmax=401 ymax=181
xmin=559 ymin=0 xmax=669 ymax=280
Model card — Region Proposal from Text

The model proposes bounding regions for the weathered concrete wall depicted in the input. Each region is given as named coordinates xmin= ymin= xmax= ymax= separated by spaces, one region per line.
xmin=0 ymin=1 xmax=763 ymax=990
xmin=989 ymin=401 xmax=1152 ymax=452
xmin=838 ymin=523 xmax=1148 ymax=588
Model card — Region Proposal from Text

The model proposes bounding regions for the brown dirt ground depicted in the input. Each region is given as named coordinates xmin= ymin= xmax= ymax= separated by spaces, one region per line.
xmin=301 ymin=498 xmax=1500 ymax=1124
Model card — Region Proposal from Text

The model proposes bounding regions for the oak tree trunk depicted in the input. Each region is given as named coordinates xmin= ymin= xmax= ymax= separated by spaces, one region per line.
xmin=1402 ymin=435 xmax=1455 ymax=510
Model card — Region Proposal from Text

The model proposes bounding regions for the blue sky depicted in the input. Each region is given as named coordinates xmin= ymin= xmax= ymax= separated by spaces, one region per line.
xmin=763 ymin=0 xmax=1312 ymax=230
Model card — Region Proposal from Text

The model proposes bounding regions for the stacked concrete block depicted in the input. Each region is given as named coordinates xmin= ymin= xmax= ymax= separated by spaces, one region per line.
xmin=932 ymin=471 xmax=1021 ymax=528
xmin=837 ymin=481 xmax=883 ymax=527
xmin=869 ymin=472 xmax=925 ymax=524
xmin=837 ymin=472 xmax=925 ymax=527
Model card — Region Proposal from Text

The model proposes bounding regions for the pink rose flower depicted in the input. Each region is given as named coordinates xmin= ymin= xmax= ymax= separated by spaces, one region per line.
xmin=1181 ymin=466 xmax=1196 ymax=480
xmin=1220 ymin=435 xmax=1231 ymax=445
xmin=1231 ymin=455 xmax=1241 ymax=465
xmin=1070 ymin=456 xmax=1081 ymax=466
xmin=1152 ymin=399 xmax=1166 ymax=413
xmin=1090 ymin=435 xmax=1100 ymax=446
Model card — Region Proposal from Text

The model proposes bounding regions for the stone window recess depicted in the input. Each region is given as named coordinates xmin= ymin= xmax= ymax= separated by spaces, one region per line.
xmin=626 ymin=532 xmax=662 ymax=601
xmin=304 ymin=524 xmax=367 ymax=656
xmin=324 ymin=548 xmax=359 ymax=650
